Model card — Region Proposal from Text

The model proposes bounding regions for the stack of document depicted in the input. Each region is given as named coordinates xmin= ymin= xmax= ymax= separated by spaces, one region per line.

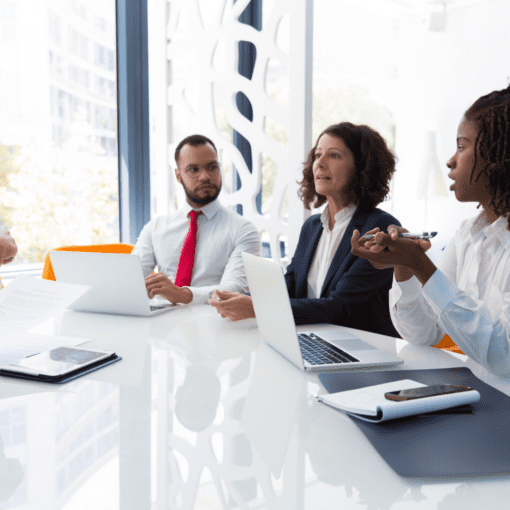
xmin=317 ymin=379 xmax=481 ymax=423
xmin=0 ymin=276 xmax=90 ymax=367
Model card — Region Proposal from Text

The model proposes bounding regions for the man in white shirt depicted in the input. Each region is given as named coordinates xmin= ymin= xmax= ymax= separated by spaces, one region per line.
xmin=132 ymin=134 xmax=260 ymax=305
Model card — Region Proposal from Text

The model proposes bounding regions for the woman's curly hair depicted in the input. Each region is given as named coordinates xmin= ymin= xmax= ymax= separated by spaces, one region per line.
xmin=464 ymin=84 xmax=510 ymax=230
xmin=298 ymin=123 xmax=396 ymax=210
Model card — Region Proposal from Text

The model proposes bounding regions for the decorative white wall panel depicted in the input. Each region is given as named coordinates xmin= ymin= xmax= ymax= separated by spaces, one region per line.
xmin=155 ymin=0 xmax=312 ymax=264
xmin=153 ymin=330 xmax=309 ymax=510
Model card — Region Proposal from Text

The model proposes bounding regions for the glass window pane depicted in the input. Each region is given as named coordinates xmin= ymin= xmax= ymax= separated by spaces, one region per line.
xmin=0 ymin=0 xmax=119 ymax=273
xmin=313 ymin=1 xmax=396 ymax=152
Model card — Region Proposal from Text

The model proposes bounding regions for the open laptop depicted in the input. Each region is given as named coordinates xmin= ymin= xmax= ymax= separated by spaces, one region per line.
xmin=50 ymin=251 xmax=177 ymax=316
xmin=242 ymin=252 xmax=403 ymax=371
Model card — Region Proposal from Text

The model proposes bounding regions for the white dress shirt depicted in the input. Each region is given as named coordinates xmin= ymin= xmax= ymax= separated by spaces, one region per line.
xmin=307 ymin=204 xmax=356 ymax=298
xmin=132 ymin=199 xmax=260 ymax=304
xmin=390 ymin=212 xmax=510 ymax=375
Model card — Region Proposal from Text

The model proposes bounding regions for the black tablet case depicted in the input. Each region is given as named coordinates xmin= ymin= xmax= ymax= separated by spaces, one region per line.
xmin=318 ymin=367 xmax=510 ymax=478
xmin=0 ymin=353 xmax=122 ymax=384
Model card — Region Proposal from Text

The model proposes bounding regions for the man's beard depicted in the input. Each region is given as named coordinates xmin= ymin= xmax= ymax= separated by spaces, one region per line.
xmin=182 ymin=180 xmax=221 ymax=206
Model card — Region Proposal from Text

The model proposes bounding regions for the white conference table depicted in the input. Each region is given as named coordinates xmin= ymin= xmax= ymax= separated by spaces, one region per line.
xmin=0 ymin=304 xmax=509 ymax=510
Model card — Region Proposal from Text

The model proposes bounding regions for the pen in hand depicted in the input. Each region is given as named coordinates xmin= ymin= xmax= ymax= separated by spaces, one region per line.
xmin=362 ymin=231 xmax=437 ymax=240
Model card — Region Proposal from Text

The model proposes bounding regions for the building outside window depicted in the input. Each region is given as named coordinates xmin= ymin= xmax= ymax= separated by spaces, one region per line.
xmin=0 ymin=0 xmax=119 ymax=277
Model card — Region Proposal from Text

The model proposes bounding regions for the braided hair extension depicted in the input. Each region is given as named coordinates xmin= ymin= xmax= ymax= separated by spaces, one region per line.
xmin=465 ymin=84 xmax=510 ymax=230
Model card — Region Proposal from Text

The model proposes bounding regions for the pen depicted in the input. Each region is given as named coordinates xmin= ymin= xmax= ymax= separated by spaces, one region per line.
xmin=362 ymin=231 xmax=437 ymax=240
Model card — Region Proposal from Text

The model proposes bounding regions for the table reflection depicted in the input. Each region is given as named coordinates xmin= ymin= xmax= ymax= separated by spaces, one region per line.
xmin=151 ymin=310 xmax=261 ymax=509
xmin=241 ymin=342 xmax=307 ymax=478
xmin=0 ymin=307 xmax=510 ymax=508
xmin=0 ymin=423 xmax=24 ymax=506
xmin=0 ymin=380 xmax=122 ymax=509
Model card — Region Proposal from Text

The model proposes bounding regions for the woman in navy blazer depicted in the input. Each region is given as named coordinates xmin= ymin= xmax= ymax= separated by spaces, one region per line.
xmin=210 ymin=122 xmax=400 ymax=337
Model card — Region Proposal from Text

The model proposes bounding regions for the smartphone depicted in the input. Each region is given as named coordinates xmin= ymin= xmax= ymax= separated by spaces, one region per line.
xmin=384 ymin=384 xmax=473 ymax=402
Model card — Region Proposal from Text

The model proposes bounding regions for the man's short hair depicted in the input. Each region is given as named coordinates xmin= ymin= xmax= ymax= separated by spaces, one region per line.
xmin=175 ymin=134 xmax=217 ymax=165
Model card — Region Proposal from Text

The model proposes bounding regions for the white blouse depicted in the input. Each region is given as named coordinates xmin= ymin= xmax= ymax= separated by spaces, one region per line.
xmin=307 ymin=204 xmax=356 ymax=298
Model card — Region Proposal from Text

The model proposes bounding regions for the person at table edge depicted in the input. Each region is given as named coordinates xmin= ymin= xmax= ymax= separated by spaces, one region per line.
xmin=210 ymin=122 xmax=401 ymax=337
xmin=132 ymin=134 xmax=260 ymax=305
xmin=0 ymin=215 xmax=17 ymax=267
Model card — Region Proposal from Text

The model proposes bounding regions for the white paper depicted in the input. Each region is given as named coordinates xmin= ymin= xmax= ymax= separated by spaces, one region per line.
xmin=0 ymin=275 xmax=89 ymax=334
xmin=0 ymin=333 xmax=87 ymax=366
xmin=318 ymin=380 xmax=481 ymax=423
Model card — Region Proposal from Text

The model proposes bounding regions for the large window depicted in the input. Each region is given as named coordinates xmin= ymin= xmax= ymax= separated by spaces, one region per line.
xmin=0 ymin=0 xmax=119 ymax=276
xmin=313 ymin=0 xmax=398 ymax=224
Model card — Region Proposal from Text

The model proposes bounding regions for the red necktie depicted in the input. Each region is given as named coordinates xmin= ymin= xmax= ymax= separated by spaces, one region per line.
xmin=175 ymin=210 xmax=201 ymax=287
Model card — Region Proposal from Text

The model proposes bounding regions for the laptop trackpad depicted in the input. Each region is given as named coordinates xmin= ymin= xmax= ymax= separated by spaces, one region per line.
xmin=312 ymin=330 xmax=378 ymax=351
xmin=331 ymin=339 xmax=378 ymax=351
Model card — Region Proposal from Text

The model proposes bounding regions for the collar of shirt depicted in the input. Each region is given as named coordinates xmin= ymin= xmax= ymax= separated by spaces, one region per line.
xmin=469 ymin=211 xmax=510 ymax=251
xmin=183 ymin=198 xmax=221 ymax=221
xmin=320 ymin=203 xmax=357 ymax=232
xmin=490 ymin=215 xmax=510 ymax=252
xmin=469 ymin=210 xmax=489 ymax=241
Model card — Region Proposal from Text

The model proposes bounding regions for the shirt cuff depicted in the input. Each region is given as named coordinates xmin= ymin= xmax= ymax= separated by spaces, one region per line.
xmin=392 ymin=274 xmax=422 ymax=305
xmin=422 ymin=269 xmax=458 ymax=315
xmin=186 ymin=286 xmax=209 ymax=305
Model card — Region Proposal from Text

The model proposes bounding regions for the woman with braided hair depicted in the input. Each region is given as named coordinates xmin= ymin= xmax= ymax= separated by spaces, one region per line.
xmin=351 ymin=84 xmax=510 ymax=375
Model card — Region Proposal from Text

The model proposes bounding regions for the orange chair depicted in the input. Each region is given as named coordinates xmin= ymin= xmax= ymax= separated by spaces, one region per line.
xmin=42 ymin=243 xmax=135 ymax=281
xmin=434 ymin=334 xmax=465 ymax=355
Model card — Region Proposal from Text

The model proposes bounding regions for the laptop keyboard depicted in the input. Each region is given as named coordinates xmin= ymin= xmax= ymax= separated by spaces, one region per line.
xmin=150 ymin=305 xmax=173 ymax=311
xmin=298 ymin=333 xmax=359 ymax=365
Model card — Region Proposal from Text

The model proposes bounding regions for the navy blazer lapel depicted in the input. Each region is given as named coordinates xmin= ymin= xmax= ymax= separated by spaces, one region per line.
xmin=320 ymin=207 xmax=370 ymax=297
xmin=296 ymin=216 xmax=324 ymax=296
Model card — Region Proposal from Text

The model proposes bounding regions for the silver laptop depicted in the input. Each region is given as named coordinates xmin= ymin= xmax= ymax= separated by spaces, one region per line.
xmin=50 ymin=251 xmax=177 ymax=316
xmin=242 ymin=252 xmax=403 ymax=371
